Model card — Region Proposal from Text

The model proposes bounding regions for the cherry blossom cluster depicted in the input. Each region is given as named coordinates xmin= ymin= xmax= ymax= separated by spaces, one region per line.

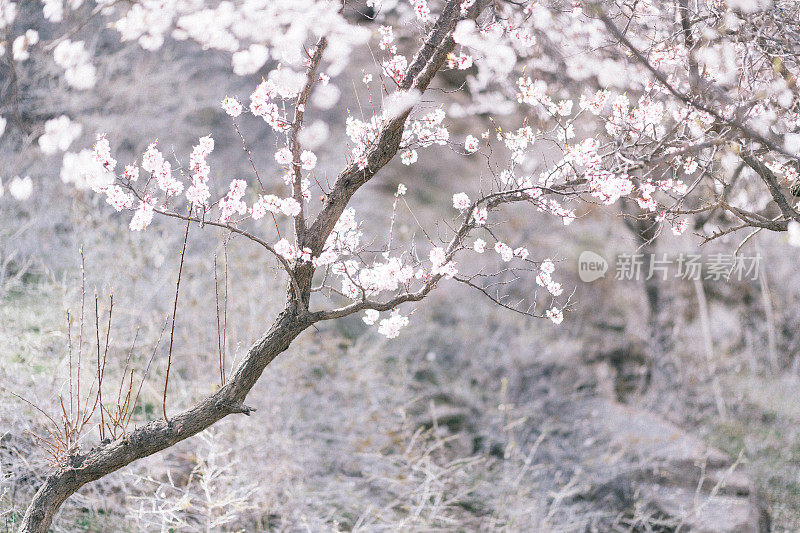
xmin=338 ymin=256 xmax=415 ymax=299
xmin=511 ymin=75 xmax=704 ymax=230
xmin=345 ymin=114 xmax=388 ymax=170
xmin=303 ymin=189 xmax=580 ymax=337
xmin=466 ymin=121 xmax=579 ymax=225
xmin=248 ymin=80 xmax=293 ymax=132
xmin=11 ymin=29 xmax=39 ymax=62
xmin=464 ymin=135 xmax=479 ymax=153
xmin=252 ymin=195 xmax=301 ymax=222
xmin=218 ymin=179 xmax=247 ymax=224
xmin=79 ymin=131 xmax=319 ymax=235
xmin=0 ymin=1 xmax=121 ymax=203
xmin=53 ymin=39 xmax=96 ymax=90
xmin=32 ymin=0 xmax=630 ymax=346
xmin=399 ymin=109 xmax=449 ymax=166
xmin=452 ymin=20 xmax=519 ymax=83
xmin=409 ymin=0 xmax=431 ymax=23
xmin=185 ymin=136 xmax=214 ymax=207
xmin=112 ymin=0 xmax=369 ymax=76
xmin=363 ymin=309 xmax=410 ymax=339
xmin=378 ymin=25 xmax=395 ymax=52
xmin=0 ymin=1 xmax=16 ymax=31
xmin=0 ymin=175 xmax=33 ymax=201
xmin=61 ymin=149 xmax=112 ymax=190
xmin=39 ymin=116 xmax=82 ymax=155
xmin=382 ymin=54 xmax=408 ymax=84
xmin=457 ymin=0 xmax=800 ymax=240
xmin=604 ymin=94 xmax=666 ymax=140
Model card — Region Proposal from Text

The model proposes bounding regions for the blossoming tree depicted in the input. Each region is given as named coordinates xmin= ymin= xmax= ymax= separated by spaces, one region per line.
xmin=7 ymin=0 xmax=800 ymax=530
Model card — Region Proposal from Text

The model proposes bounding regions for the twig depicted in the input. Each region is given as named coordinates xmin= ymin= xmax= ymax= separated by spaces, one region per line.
xmin=94 ymin=295 xmax=105 ymax=440
xmin=164 ymin=210 xmax=192 ymax=420
xmin=214 ymin=256 xmax=224 ymax=388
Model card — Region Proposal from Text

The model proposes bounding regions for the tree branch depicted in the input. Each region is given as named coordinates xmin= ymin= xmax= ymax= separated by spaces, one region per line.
xmin=19 ymin=308 xmax=311 ymax=532
xmin=290 ymin=37 xmax=328 ymax=241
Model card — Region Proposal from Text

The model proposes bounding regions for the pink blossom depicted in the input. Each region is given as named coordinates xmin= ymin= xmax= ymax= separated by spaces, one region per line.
xmin=154 ymin=161 xmax=183 ymax=196
xmin=409 ymin=0 xmax=431 ymax=22
xmin=186 ymin=178 xmax=210 ymax=207
xmin=312 ymin=250 xmax=338 ymax=268
xmin=494 ymin=242 xmax=513 ymax=262
xmin=218 ymin=179 xmax=247 ymax=223
xmin=280 ymin=197 xmax=301 ymax=217
xmin=429 ymin=247 xmax=446 ymax=268
xmin=446 ymin=53 xmax=473 ymax=70
xmin=104 ymin=185 xmax=134 ymax=211
xmin=123 ymin=164 xmax=139 ymax=182
xmin=39 ymin=115 xmax=82 ymax=154
xmin=275 ymin=148 xmax=293 ymax=166
xmin=545 ymin=307 xmax=563 ymax=325
xmin=547 ymin=280 xmax=563 ymax=296
xmin=363 ymin=309 xmax=379 ymax=325
xmin=93 ymin=134 xmax=116 ymax=173
xmin=579 ymin=90 xmax=610 ymax=115
xmin=436 ymin=261 xmax=457 ymax=278
xmin=8 ymin=176 xmax=32 ymax=201
xmin=252 ymin=194 xmax=281 ymax=219
xmin=378 ymin=25 xmax=394 ymax=50
xmin=377 ymin=311 xmax=409 ymax=338
xmin=401 ymin=150 xmax=418 ymax=165
xmin=430 ymin=247 xmax=457 ymax=278
xmin=274 ymin=238 xmax=298 ymax=262
xmin=129 ymin=198 xmax=155 ymax=231
xmin=198 ymin=135 xmax=214 ymax=155
xmin=452 ymin=192 xmax=470 ymax=210
xmin=300 ymin=150 xmax=317 ymax=170
xmin=221 ymin=96 xmax=242 ymax=117
xmin=472 ymin=206 xmax=488 ymax=226
xmin=142 ymin=142 xmax=164 ymax=174
xmin=672 ymin=218 xmax=689 ymax=235
xmin=382 ymin=54 xmax=407 ymax=83
xmin=464 ymin=135 xmax=479 ymax=153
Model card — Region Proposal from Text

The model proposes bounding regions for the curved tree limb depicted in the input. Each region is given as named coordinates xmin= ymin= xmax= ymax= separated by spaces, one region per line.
xmin=19 ymin=308 xmax=310 ymax=532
